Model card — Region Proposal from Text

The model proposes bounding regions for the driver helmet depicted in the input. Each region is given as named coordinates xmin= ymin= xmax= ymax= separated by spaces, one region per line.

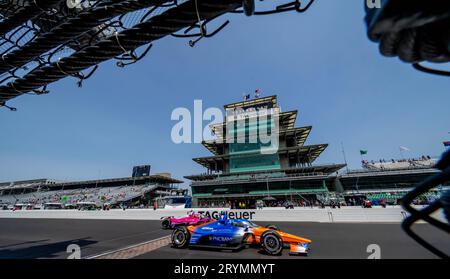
xmin=218 ymin=212 xmax=228 ymax=223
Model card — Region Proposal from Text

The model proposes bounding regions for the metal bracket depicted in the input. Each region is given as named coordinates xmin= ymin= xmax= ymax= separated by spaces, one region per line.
xmin=172 ymin=16 xmax=230 ymax=47
xmin=116 ymin=43 xmax=153 ymax=68
xmin=232 ymin=0 xmax=315 ymax=16
xmin=0 ymin=101 xmax=17 ymax=111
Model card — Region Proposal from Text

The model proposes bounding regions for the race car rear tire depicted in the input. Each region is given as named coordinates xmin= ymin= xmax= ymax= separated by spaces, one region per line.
xmin=265 ymin=224 xmax=279 ymax=230
xmin=172 ymin=227 xmax=190 ymax=248
xmin=162 ymin=219 xmax=171 ymax=229
xmin=261 ymin=230 xmax=283 ymax=255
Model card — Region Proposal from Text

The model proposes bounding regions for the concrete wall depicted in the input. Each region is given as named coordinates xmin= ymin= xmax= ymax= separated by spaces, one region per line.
xmin=0 ymin=206 xmax=445 ymax=223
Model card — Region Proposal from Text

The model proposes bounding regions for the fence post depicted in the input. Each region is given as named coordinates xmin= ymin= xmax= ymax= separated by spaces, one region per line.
xmin=328 ymin=210 xmax=334 ymax=222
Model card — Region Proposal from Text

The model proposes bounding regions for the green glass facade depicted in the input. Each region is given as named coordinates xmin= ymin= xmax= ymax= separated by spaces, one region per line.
xmin=191 ymin=179 xmax=329 ymax=197
xmin=227 ymin=114 xmax=280 ymax=173
xmin=229 ymin=152 xmax=281 ymax=173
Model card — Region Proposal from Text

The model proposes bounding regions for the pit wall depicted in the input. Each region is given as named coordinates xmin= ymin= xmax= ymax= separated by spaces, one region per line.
xmin=0 ymin=206 xmax=445 ymax=223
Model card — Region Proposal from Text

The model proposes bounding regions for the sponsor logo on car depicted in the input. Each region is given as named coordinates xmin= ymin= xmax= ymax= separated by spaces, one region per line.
xmin=209 ymin=236 xmax=233 ymax=242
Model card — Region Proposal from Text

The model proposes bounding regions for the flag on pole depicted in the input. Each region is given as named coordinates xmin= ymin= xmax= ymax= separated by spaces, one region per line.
xmin=255 ymin=89 xmax=261 ymax=98
xmin=243 ymin=93 xmax=250 ymax=101
xmin=399 ymin=146 xmax=410 ymax=151
xmin=444 ymin=141 xmax=450 ymax=147
xmin=360 ymin=150 xmax=368 ymax=155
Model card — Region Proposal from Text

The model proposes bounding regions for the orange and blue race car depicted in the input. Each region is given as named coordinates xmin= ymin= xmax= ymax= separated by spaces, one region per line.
xmin=171 ymin=214 xmax=311 ymax=256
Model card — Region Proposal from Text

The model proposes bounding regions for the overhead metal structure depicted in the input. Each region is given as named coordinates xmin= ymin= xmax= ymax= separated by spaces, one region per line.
xmin=365 ymin=0 xmax=450 ymax=77
xmin=0 ymin=0 xmax=316 ymax=110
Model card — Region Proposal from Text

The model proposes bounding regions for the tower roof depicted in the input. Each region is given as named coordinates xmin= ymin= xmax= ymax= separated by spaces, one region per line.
xmin=224 ymin=95 xmax=277 ymax=110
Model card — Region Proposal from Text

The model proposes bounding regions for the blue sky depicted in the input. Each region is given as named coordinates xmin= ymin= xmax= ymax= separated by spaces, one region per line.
xmin=0 ymin=0 xmax=449 ymax=186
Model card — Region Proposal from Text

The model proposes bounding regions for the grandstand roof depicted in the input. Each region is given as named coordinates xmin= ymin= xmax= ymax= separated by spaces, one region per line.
xmin=342 ymin=167 xmax=439 ymax=178
xmin=0 ymin=183 xmax=40 ymax=191
xmin=193 ymin=144 xmax=328 ymax=170
xmin=48 ymin=175 xmax=183 ymax=188
xmin=0 ymin=179 xmax=51 ymax=191
xmin=0 ymin=178 xmax=49 ymax=187
xmin=0 ymin=175 xmax=182 ymax=192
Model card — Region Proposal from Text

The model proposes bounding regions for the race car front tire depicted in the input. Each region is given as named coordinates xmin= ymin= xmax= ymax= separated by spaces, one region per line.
xmin=261 ymin=230 xmax=283 ymax=255
xmin=171 ymin=227 xmax=190 ymax=248
xmin=162 ymin=219 xmax=171 ymax=229
xmin=265 ymin=224 xmax=279 ymax=230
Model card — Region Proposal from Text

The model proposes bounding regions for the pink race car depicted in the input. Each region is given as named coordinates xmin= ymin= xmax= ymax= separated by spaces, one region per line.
xmin=161 ymin=211 xmax=211 ymax=229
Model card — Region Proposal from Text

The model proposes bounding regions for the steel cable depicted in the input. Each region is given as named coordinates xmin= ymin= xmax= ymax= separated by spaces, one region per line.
xmin=0 ymin=0 xmax=66 ymax=37
xmin=0 ymin=0 xmax=242 ymax=102
xmin=0 ymin=0 xmax=173 ymax=74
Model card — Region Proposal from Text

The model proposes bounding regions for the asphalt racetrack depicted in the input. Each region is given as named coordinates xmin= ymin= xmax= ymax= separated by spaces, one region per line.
xmin=0 ymin=218 xmax=168 ymax=259
xmin=1 ymin=218 xmax=449 ymax=259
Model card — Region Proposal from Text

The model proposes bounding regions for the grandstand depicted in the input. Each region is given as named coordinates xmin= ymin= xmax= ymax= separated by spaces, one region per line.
xmin=335 ymin=157 xmax=447 ymax=205
xmin=0 ymin=174 xmax=183 ymax=209
xmin=362 ymin=156 xmax=436 ymax=171
xmin=184 ymin=95 xmax=450 ymax=208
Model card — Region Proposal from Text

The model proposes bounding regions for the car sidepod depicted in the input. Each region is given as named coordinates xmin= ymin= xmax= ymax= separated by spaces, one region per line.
xmin=189 ymin=220 xmax=246 ymax=249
